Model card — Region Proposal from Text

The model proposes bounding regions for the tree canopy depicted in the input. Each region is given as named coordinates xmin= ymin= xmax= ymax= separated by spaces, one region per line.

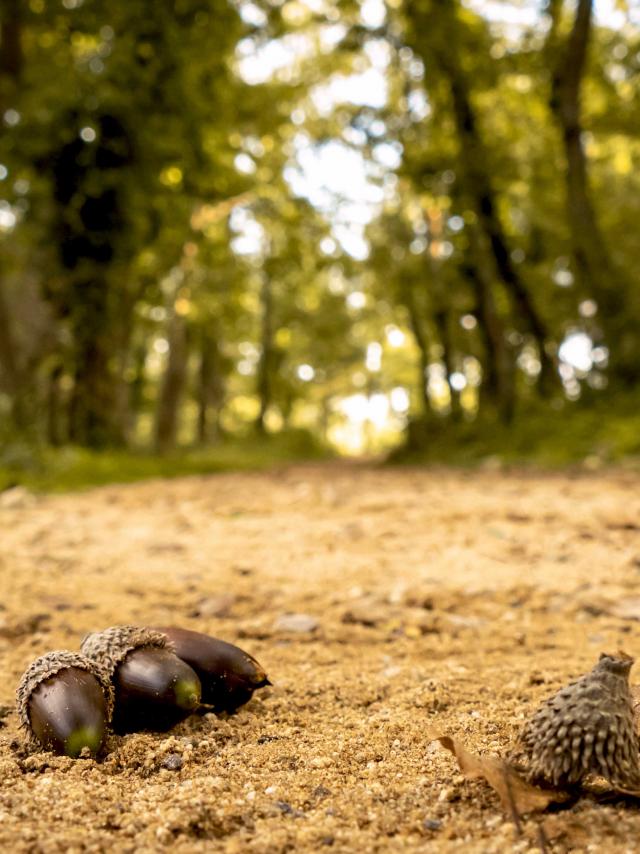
xmin=0 ymin=0 xmax=638 ymax=459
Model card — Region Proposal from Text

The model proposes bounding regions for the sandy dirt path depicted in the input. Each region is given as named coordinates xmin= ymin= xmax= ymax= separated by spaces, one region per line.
xmin=1 ymin=464 xmax=640 ymax=852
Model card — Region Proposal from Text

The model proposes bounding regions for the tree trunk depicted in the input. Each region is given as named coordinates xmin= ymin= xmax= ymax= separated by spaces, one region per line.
xmin=407 ymin=0 xmax=556 ymax=391
xmin=126 ymin=341 xmax=148 ymax=441
xmin=196 ymin=327 xmax=224 ymax=444
xmin=50 ymin=111 xmax=133 ymax=447
xmin=461 ymin=226 xmax=515 ymax=422
xmin=0 ymin=278 xmax=30 ymax=431
xmin=155 ymin=309 xmax=189 ymax=453
xmin=548 ymin=0 xmax=636 ymax=382
xmin=67 ymin=277 xmax=124 ymax=447
xmin=550 ymin=0 xmax=611 ymax=297
xmin=433 ymin=308 xmax=461 ymax=419
xmin=402 ymin=281 xmax=431 ymax=419
xmin=112 ymin=285 xmax=141 ymax=444
xmin=0 ymin=2 xmax=28 ymax=432
xmin=255 ymin=274 xmax=274 ymax=434
xmin=0 ymin=0 xmax=22 ymax=81
xmin=45 ymin=364 xmax=64 ymax=446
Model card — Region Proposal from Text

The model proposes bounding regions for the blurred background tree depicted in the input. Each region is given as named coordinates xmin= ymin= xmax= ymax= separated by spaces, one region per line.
xmin=0 ymin=0 xmax=639 ymax=479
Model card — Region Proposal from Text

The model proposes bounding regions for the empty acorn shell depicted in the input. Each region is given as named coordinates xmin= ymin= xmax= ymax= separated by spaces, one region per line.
xmin=81 ymin=625 xmax=201 ymax=733
xmin=16 ymin=650 xmax=114 ymax=757
xmin=156 ymin=626 xmax=270 ymax=713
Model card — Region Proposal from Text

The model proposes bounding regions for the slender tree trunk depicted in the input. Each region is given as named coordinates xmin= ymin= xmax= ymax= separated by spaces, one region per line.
xmin=402 ymin=288 xmax=435 ymax=451
xmin=196 ymin=335 xmax=212 ymax=444
xmin=402 ymin=281 xmax=431 ymax=419
xmin=155 ymin=308 xmax=189 ymax=452
xmin=0 ymin=1 xmax=29 ymax=432
xmin=550 ymin=0 xmax=612 ymax=296
xmin=446 ymin=63 xmax=554 ymax=389
xmin=433 ymin=308 xmax=461 ymax=419
xmin=0 ymin=0 xmax=22 ymax=82
xmin=461 ymin=227 xmax=515 ymax=422
xmin=0 ymin=278 xmax=30 ymax=431
xmin=548 ymin=0 xmax=636 ymax=381
xmin=407 ymin=0 xmax=556 ymax=391
xmin=196 ymin=327 xmax=224 ymax=444
xmin=127 ymin=341 xmax=148 ymax=441
xmin=424 ymin=209 xmax=464 ymax=418
xmin=255 ymin=274 xmax=274 ymax=434
xmin=45 ymin=364 xmax=64 ymax=446
xmin=112 ymin=283 xmax=140 ymax=443
xmin=318 ymin=395 xmax=331 ymax=444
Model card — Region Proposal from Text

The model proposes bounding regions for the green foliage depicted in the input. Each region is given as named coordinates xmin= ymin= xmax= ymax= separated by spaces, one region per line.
xmin=0 ymin=430 xmax=329 ymax=493
xmin=394 ymin=397 xmax=640 ymax=468
xmin=0 ymin=0 xmax=639 ymax=482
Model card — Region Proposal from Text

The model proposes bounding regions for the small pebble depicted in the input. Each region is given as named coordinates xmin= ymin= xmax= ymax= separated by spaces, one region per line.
xmin=438 ymin=786 xmax=458 ymax=802
xmin=191 ymin=594 xmax=235 ymax=618
xmin=162 ymin=754 xmax=183 ymax=771
xmin=313 ymin=786 xmax=331 ymax=799
xmin=274 ymin=613 xmax=319 ymax=633
xmin=275 ymin=801 xmax=305 ymax=818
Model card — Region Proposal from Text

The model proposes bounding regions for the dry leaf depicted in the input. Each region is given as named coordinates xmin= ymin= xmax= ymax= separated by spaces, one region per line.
xmin=428 ymin=733 xmax=571 ymax=814
xmin=605 ymin=521 xmax=640 ymax=532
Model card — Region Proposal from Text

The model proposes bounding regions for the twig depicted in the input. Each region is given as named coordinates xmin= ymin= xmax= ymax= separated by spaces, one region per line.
xmin=504 ymin=771 xmax=523 ymax=836
xmin=536 ymin=820 xmax=550 ymax=854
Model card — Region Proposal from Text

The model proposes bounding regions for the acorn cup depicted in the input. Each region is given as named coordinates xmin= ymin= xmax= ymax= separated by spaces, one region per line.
xmin=81 ymin=626 xmax=201 ymax=734
xmin=16 ymin=651 xmax=114 ymax=757
xmin=156 ymin=626 xmax=270 ymax=713
xmin=512 ymin=652 xmax=640 ymax=790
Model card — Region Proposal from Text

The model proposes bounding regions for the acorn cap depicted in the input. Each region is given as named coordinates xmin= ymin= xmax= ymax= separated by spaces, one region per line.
xmin=514 ymin=652 xmax=640 ymax=790
xmin=81 ymin=625 xmax=174 ymax=677
xmin=16 ymin=650 xmax=114 ymax=741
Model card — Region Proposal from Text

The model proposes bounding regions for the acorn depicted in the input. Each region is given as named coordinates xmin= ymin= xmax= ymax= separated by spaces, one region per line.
xmin=156 ymin=626 xmax=270 ymax=713
xmin=512 ymin=653 xmax=640 ymax=790
xmin=81 ymin=625 xmax=201 ymax=733
xmin=16 ymin=651 xmax=114 ymax=757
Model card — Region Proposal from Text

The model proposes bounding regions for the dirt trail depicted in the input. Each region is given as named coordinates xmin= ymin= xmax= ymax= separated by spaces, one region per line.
xmin=1 ymin=464 xmax=640 ymax=852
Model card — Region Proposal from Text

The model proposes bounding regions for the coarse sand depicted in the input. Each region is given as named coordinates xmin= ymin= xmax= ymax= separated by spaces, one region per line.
xmin=2 ymin=463 xmax=640 ymax=852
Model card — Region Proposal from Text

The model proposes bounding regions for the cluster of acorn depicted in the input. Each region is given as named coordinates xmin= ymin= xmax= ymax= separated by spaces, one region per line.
xmin=16 ymin=625 xmax=270 ymax=758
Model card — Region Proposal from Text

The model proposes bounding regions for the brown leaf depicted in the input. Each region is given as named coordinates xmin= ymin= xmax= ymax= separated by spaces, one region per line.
xmin=605 ymin=521 xmax=640 ymax=532
xmin=428 ymin=733 xmax=571 ymax=814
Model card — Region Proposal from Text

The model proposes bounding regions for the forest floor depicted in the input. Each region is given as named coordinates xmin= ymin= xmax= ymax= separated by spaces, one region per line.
xmin=1 ymin=463 xmax=640 ymax=852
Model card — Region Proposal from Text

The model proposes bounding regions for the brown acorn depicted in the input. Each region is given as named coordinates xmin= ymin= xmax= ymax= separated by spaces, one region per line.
xmin=156 ymin=626 xmax=270 ymax=713
xmin=16 ymin=651 xmax=114 ymax=757
xmin=81 ymin=625 xmax=201 ymax=733
xmin=512 ymin=653 xmax=640 ymax=790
